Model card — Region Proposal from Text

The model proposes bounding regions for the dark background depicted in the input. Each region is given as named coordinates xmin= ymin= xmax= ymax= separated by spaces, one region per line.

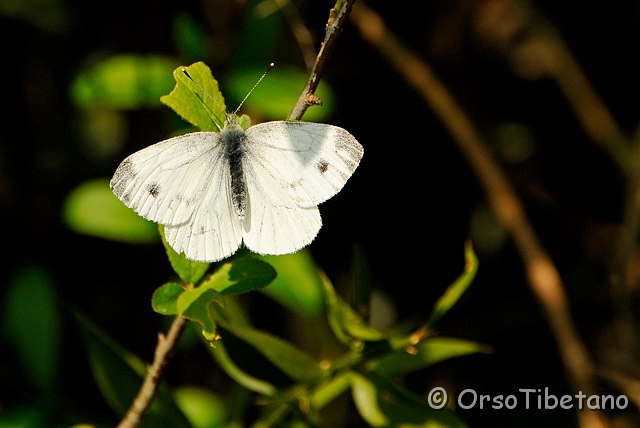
xmin=1 ymin=0 xmax=639 ymax=427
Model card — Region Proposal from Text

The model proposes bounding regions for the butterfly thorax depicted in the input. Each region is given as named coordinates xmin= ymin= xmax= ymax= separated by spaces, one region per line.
xmin=221 ymin=119 xmax=248 ymax=219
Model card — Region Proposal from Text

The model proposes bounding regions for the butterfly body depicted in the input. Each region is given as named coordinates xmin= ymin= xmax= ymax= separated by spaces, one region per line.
xmin=221 ymin=117 xmax=249 ymax=219
xmin=111 ymin=118 xmax=363 ymax=262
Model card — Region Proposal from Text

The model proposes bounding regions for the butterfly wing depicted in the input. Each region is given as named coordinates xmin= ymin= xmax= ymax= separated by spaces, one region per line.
xmin=110 ymin=132 xmax=243 ymax=262
xmin=241 ymin=169 xmax=322 ymax=255
xmin=244 ymin=121 xmax=364 ymax=207
xmin=240 ymin=121 xmax=363 ymax=255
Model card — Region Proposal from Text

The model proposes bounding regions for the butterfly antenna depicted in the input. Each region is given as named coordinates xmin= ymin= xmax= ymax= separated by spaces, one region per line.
xmin=233 ymin=62 xmax=275 ymax=115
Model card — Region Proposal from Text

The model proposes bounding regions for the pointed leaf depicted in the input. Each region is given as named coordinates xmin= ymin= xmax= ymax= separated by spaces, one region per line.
xmin=160 ymin=61 xmax=226 ymax=132
xmin=350 ymin=372 xmax=467 ymax=428
xmin=427 ymin=241 xmax=478 ymax=326
xmin=322 ymin=274 xmax=385 ymax=345
xmin=367 ymin=337 xmax=491 ymax=376
xmin=207 ymin=339 xmax=277 ymax=396
xmin=160 ymin=225 xmax=210 ymax=284
xmin=215 ymin=319 xmax=327 ymax=384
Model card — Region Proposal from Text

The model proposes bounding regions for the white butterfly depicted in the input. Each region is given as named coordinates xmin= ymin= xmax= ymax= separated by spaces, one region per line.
xmin=110 ymin=113 xmax=363 ymax=262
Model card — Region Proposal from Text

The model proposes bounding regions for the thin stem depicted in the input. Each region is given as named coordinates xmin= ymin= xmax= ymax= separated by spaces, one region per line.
xmin=288 ymin=0 xmax=357 ymax=121
xmin=116 ymin=316 xmax=188 ymax=428
xmin=350 ymin=3 xmax=609 ymax=428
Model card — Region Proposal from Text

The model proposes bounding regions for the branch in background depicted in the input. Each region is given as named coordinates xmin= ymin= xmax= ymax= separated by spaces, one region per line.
xmin=349 ymin=3 xmax=609 ymax=428
xmin=288 ymin=0 xmax=357 ymax=121
xmin=474 ymin=0 xmax=639 ymax=374
xmin=116 ymin=316 xmax=188 ymax=428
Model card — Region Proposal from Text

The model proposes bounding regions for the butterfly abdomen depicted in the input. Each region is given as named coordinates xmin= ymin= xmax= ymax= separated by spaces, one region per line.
xmin=222 ymin=123 xmax=248 ymax=219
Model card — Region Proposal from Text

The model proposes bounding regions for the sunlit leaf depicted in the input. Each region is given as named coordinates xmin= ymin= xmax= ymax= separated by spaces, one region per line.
xmin=63 ymin=178 xmax=159 ymax=243
xmin=160 ymin=62 xmax=227 ymax=132
xmin=427 ymin=241 xmax=478 ymax=327
xmin=151 ymin=282 xmax=185 ymax=315
xmin=159 ymin=225 xmax=210 ymax=284
xmin=172 ymin=258 xmax=276 ymax=341
xmin=178 ymin=288 xmax=223 ymax=342
xmin=70 ymin=54 xmax=178 ymax=109
xmin=257 ymin=251 xmax=325 ymax=317
xmin=202 ymin=257 xmax=277 ymax=295
xmin=2 ymin=266 xmax=60 ymax=391
xmin=366 ymin=337 xmax=491 ymax=376
xmin=72 ymin=310 xmax=191 ymax=428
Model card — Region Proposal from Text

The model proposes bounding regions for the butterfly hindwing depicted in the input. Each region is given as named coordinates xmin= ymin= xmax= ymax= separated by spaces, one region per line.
xmin=241 ymin=164 xmax=322 ymax=255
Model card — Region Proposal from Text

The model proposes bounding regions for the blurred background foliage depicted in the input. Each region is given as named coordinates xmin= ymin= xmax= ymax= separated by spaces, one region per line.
xmin=1 ymin=0 xmax=640 ymax=427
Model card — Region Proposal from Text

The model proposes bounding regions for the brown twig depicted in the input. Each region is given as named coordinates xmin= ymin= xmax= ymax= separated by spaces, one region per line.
xmin=350 ymin=3 xmax=609 ymax=428
xmin=116 ymin=316 xmax=188 ymax=428
xmin=288 ymin=0 xmax=357 ymax=121
xmin=475 ymin=0 xmax=639 ymax=360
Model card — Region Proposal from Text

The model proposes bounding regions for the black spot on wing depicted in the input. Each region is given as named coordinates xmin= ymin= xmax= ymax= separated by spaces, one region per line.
xmin=147 ymin=182 xmax=160 ymax=198
xmin=316 ymin=159 xmax=329 ymax=174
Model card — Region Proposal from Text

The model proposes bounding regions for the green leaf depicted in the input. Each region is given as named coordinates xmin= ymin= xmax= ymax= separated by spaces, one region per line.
xmin=160 ymin=61 xmax=227 ymax=132
xmin=151 ymin=282 xmax=185 ymax=315
xmin=216 ymin=319 xmax=327 ymax=384
xmin=63 ymin=178 xmax=159 ymax=243
xmin=207 ymin=339 xmax=278 ymax=397
xmin=350 ymin=372 xmax=467 ymax=428
xmin=366 ymin=337 xmax=491 ymax=376
xmin=226 ymin=66 xmax=335 ymax=122
xmin=322 ymin=274 xmax=385 ymax=345
xmin=202 ymin=257 xmax=277 ymax=295
xmin=178 ymin=288 xmax=224 ymax=342
xmin=257 ymin=250 xmax=325 ymax=317
xmin=3 ymin=266 xmax=61 ymax=391
xmin=160 ymin=225 xmax=210 ymax=284
xmin=71 ymin=310 xmax=191 ymax=428
xmin=173 ymin=386 xmax=227 ymax=428
xmin=173 ymin=258 xmax=276 ymax=341
xmin=70 ymin=54 xmax=178 ymax=109
xmin=427 ymin=241 xmax=478 ymax=327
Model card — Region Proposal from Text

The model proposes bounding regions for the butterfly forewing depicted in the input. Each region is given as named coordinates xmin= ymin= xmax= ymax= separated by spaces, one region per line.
xmin=110 ymin=132 xmax=225 ymax=226
xmin=244 ymin=121 xmax=364 ymax=207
